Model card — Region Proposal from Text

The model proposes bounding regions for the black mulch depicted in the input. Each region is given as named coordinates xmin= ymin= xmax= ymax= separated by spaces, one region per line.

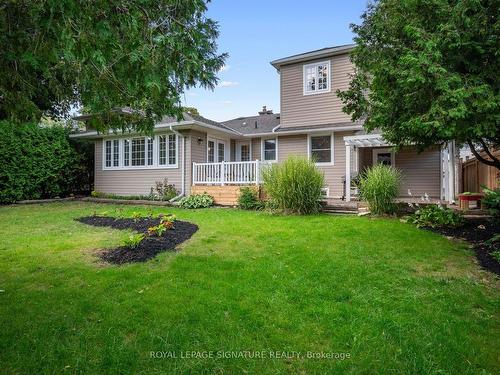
xmin=76 ymin=216 xmax=198 ymax=264
xmin=425 ymin=218 xmax=499 ymax=275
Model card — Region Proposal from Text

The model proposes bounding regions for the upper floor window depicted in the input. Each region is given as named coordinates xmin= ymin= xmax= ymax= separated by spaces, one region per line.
xmin=303 ymin=61 xmax=330 ymax=95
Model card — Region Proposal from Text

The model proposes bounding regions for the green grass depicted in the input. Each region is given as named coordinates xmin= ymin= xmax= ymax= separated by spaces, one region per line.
xmin=0 ymin=202 xmax=498 ymax=374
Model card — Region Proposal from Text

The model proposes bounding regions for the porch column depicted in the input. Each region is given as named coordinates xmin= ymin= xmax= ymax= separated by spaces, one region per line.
xmin=447 ymin=141 xmax=456 ymax=203
xmin=346 ymin=144 xmax=351 ymax=202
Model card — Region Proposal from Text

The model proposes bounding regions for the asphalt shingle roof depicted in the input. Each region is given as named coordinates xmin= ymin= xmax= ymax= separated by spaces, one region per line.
xmin=222 ymin=113 xmax=280 ymax=135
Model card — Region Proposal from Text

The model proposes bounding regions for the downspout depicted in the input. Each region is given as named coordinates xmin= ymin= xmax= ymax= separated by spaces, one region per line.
xmin=168 ymin=125 xmax=185 ymax=202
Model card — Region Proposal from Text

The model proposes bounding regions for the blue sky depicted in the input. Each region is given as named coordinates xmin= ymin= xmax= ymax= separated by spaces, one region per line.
xmin=182 ymin=0 xmax=368 ymax=121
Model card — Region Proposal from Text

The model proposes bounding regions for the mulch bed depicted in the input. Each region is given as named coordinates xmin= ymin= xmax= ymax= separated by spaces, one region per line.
xmin=425 ymin=218 xmax=499 ymax=275
xmin=76 ymin=216 xmax=198 ymax=264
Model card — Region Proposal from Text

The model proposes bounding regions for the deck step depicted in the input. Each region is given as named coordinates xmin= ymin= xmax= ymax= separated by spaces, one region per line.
xmin=321 ymin=205 xmax=359 ymax=214
xmin=322 ymin=209 xmax=358 ymax=215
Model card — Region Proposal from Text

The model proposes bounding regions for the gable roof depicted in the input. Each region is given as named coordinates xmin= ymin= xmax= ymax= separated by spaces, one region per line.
xmin=270 ymin=44 xmax=355 ymax=71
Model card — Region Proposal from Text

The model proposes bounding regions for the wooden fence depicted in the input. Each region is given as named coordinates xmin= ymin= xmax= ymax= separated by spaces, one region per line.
xmin=461 ymin=149 xmax=499 ymax=192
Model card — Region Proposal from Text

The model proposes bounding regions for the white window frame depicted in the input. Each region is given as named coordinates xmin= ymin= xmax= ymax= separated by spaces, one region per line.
xmin=206 ymin=137 xmax=229 ymax=162
xmin=261 ymin=137 xmax=278 ymax=162
xmin=158 ymin=134 xmax=178 ymax=168
xmin=303 ymin=60 xmax=331 ymax=95
xmin=372 ymin=148 xmax=395 ymax=167
xmin=307 ymin=133 xmax=335 ymax=166
xmin=235 ymin=140 xmax=251 ymax=162
xmin=101 ymin=133 xmax=178 ymax=170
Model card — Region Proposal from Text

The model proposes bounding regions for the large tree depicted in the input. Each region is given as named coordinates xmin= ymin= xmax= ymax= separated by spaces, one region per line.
xmin=0 ymin=0 xmax=226 ymax=132
xmin=338 ymin=0 xmax=500 ymax=169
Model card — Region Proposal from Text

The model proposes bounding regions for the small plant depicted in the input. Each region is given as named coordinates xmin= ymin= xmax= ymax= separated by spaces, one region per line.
xmin=482 ymin=187 xmax=500 ymax=222
xmin=262 ymin=156 xmax=324 ymax=214
xmin=123 ymin=233 xmax=145 ymax=248
xmin=148 ymin=224 xmax=167 ymax=237
xmin=160 ymin=214 xmax=176 ymax=225
xmin=179 ymin=193 xmax=214 ymax=209
xmin=408 ymin=204 xmax=464 ymax=228
xmin=98 ymin=211 xmax=109 ymax=217
xmin=132 ymin=211 xmax=142 ymax=221
xmin=148 ymin=215 xmax=176 ymax=236
xmin=149 ymin=178 xmax=178 ymax=201
xmin=114 ymin=208 xmax=124 ymax=219
xmin=238 ymin=187 xmax=263 ymax=210
xmin=358 ymin=164 xmax=401 ymax=215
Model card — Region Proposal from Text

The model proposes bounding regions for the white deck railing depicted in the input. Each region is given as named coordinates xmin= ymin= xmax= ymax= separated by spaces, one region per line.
xmin=193 ymin=161 xmax=267 ymax=185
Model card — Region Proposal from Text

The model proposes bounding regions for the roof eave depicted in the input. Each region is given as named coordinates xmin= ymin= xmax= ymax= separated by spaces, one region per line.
xmin=69 ymin=119 xmax=241 ymax=139
xmin=270 ymin=44 xmax=355 ymax=71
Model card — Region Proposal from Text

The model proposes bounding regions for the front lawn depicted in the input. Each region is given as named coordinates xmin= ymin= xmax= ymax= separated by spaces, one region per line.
xmin=0 ymin=202 xmax=498 ymax=374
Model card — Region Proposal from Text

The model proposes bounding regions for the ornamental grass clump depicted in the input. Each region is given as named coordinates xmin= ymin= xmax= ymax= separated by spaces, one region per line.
xmin=262 ymin=156 xmax=324 ymax=214
xmin=359 ymin=164 xmax=401 ymax=215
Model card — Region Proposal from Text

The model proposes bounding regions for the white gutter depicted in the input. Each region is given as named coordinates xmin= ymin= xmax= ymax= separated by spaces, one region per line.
xmin=168 ymin=125 xmax=186 ymax=201
xmin=245 ymin=124 xmax=363 ymax=137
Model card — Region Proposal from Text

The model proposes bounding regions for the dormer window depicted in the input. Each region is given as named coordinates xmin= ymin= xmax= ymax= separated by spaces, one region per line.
xmin=303 ymin=61 xmax=330 ymax=95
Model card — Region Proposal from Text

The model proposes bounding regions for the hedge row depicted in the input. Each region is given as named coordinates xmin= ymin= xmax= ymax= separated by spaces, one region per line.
xmin=0 ymin=121 xmax=93 ymax=203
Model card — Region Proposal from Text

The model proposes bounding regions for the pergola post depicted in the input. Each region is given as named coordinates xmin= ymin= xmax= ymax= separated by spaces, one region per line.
xmin=447 ymin=141 xmax=456 ymax=203
xmin=345 ymin=144 xmax=351 ymax=202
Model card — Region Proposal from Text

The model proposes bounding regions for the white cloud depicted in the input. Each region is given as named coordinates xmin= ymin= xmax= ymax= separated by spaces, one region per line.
xmin=218 ymin=81 xmax=239 ymax=88
xmin=219 ymin=100 xmax=232 ymax=104
xmin=219 ymin=64 xmax=230 ymax=72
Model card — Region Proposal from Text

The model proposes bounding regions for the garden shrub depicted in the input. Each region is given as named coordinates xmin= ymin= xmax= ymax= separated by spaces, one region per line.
xmin=482 ymin=187 xmax=500 ymax=223
xmin=238 ymin=187 xmax=263 ymax=210
xmin=179 ymin=193 xmax=214 ymax=209
xmin=358 ymin=164 xmax=401 ymax=215
xmin=408 ymin=204 xmax=464 ymax=228
xmin=0 ymin=120 xmax=93 ymax=203
xmin=149 ymin=178 xmax=178 ymax=201
xmin=262 ymin=156 xmax=324 ymax=214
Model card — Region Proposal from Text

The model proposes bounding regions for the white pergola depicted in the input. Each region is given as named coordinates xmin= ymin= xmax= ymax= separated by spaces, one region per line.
xmin=343 ymin=134 xmax=457 ymax=203
xmin=343 ymin=134 xmax=390 ymax=202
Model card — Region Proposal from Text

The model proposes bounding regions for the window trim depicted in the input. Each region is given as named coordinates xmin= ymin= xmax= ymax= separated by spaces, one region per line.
xmin=157 ymin=134 xmax=178 ymax=168
xmin=101 ymin=133 xmax=178 ymax=170
xmin=261 ymin=137 xmax=278 ymax=162
xmin=206 ymin=137 xmax=228 ymax=162
xmin=303 ymin=60 xmax=331 ymax=96
xmin=307 ymin=133 xmax=335 ymax=166
xmin=372 ymin=148 xmax=395 ymax=167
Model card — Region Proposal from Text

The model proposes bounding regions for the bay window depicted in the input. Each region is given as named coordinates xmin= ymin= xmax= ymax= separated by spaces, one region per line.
xmin=103 ymin=133 xmax=177 ymax=169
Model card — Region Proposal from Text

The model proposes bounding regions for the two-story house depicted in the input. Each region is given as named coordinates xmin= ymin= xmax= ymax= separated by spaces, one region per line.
xmin=73 ymin=44 xmax=458 ymax=205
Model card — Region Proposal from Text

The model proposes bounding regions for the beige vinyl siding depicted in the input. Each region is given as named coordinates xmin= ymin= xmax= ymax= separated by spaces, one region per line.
xmin=359 ymin=146 xmax=441 ymax=197
xmin=251 ymin=138 xmax=261 ymax=160
xmin=94 ymin=139 xmax=183 ymax=196
xmin=396 ymin=147 xmax=441 ymax=198
xmin=187 ymin=130 xmax=207 ymax=194
xmin=276 ymin=132 xmax=356 ymax=197
xmin=280 ymin=53 xmax=354 ymax=128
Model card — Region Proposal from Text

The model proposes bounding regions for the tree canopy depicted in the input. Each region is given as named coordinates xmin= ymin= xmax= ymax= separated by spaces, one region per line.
xmin=338 ymin=0 xmax=500 ymax=168
xmin=0 ymin=0 xmax=226 ymax=133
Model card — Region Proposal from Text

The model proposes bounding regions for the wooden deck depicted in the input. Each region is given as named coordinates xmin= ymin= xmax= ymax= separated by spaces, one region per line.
xmin=191 ymin=185 xmax=260 ymax=206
